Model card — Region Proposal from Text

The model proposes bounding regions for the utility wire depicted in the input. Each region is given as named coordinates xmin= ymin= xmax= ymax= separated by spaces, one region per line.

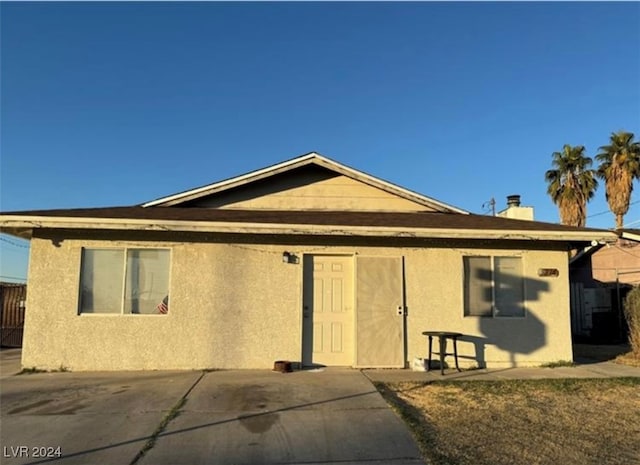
xmin=0 ymin=275 xmax=27 ymax=282
xmin=621 ymin=218 xmax=640 ymax=227
xmin=0 ymin=236 xmax=30 ymax=249
xmin=587 ymin=200 xmax=639 ymax=218
xmin=613 ymin=244 xmax=640 ymax=260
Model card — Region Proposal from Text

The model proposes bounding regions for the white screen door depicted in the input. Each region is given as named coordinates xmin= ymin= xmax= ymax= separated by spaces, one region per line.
xmin=355 ymin=256 xmax=404 ymax=367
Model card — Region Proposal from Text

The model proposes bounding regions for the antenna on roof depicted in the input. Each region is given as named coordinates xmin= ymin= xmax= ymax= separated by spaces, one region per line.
xmin=482 ymin=197 xmax=496 ymax=216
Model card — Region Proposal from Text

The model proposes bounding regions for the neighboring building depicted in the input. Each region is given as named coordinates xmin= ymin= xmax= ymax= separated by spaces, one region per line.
xmin=0 ymin=153 xmax=617 ymax=371
xmin=570 ymin=230 xmax=640 ymax=341
xmin=0 ymin=282 xmax=27 ymax=347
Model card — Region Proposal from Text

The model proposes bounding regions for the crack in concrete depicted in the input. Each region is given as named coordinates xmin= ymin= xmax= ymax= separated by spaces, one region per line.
xmin=128 ymin=371 xmax=206 ymax=465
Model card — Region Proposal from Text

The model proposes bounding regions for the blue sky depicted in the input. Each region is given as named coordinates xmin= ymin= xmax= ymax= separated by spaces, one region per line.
xmin=1 ymin=2 xmax=639 ymax=282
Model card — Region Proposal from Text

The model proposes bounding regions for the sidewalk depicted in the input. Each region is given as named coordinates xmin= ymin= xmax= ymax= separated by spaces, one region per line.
xmin=4 ymin=347 xmax=638 ymax=383
xmin=363 ymin=359 xmax=640 ymax=383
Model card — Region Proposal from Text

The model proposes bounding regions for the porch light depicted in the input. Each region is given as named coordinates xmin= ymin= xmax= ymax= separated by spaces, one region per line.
xmin=282 ymin=251 xmax=298 ymax=264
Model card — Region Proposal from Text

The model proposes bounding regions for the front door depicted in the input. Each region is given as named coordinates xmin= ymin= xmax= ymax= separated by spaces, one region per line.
xmin=302 ymin=255 xmax=354 ymax=366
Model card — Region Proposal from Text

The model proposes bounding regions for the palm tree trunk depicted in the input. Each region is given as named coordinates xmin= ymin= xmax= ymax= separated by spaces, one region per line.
xmin=616 ymin=213 xmax=624 ymax=230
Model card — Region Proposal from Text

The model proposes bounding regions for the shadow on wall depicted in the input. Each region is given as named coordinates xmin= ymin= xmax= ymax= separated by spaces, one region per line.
xmin=471 ymin=262 xmax=551 ymax=367
xmin=478 ymin=311 xmax=547 ymax=367
xmin=458 ymin=335 xmax=488 ymax=368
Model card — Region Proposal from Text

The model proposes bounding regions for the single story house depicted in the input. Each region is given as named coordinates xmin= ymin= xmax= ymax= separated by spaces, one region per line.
xmin=0 ymin=153 xmax=618 ymax=371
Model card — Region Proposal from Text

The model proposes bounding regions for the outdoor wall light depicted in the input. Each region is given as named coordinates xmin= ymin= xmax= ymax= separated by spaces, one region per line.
xmin=282 ymin=251 xmax=299 ymax=264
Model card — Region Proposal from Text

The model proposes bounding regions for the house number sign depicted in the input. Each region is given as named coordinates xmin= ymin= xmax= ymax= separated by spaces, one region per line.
xmin=538 ymin=268 xmax=559 ymax=277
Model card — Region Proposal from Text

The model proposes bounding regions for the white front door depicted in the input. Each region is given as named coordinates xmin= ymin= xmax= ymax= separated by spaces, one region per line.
xmin=302 ymin=255 xmax=354 ymax=366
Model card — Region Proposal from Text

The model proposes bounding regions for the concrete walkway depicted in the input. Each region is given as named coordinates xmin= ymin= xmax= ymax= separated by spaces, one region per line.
xmin=364 ymin=359 xmax=640 ymax=383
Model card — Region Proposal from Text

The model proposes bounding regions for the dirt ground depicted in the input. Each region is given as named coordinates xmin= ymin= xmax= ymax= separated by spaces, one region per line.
xmin=377 ymin=378 xmax=640 ymax=465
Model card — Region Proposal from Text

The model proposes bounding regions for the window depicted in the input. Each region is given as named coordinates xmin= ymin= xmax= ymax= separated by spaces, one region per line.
xmin=463 ymin=256 xmax=524 ymax=317
xmin=79 ymin=248 xmax=170 ymax=315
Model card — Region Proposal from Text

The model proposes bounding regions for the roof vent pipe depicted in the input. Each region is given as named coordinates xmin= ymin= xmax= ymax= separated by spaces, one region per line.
xmin=506 ymin=195 xmax=521 ymax=208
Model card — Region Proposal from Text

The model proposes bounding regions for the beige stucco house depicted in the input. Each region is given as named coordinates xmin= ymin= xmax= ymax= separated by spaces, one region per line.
xmin=0 ymin=153 xmax=618 ymax=371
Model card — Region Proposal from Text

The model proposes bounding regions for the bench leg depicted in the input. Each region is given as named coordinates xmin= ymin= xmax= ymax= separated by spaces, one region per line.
xmin=439 ymin=337 xmax=446 ymax=375
xmin=453 ymin=337 xmax=461 ymax=372
xmin=427 ymin=336 xmax=433 ymax=372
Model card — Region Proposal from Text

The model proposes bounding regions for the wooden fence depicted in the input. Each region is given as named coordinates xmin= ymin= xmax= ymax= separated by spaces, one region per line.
xmin=1 ymin=283 xmax=26 ymax=347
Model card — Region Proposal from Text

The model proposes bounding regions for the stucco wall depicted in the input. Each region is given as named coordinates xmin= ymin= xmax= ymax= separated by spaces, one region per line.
xmin=23 ymin=231 xmax=572 ymax=371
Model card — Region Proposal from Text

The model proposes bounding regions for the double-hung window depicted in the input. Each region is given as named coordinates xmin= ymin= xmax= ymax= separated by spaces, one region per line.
xmin=463 ymin=256 xmax=525 ymax=318
xmin=79 ymin=248 xmax=170 ymax=315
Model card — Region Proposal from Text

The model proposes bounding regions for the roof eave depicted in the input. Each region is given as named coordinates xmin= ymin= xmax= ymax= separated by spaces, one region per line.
xmin=0 ymin=215 xmax=618 ymax=244
xmin=620 ymin=231 xmax=640 ymax=242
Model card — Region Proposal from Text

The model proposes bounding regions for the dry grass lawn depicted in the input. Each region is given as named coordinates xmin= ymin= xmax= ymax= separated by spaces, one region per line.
xmin=615 ymin=353 xmax=640 ymax=367
xmin=377 ymin=378 xmax=640 ymax=465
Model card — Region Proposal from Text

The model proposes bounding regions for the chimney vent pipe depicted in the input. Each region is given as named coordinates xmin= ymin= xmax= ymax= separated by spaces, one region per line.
xmin=507 ymin=195 xmax=521 ymax=208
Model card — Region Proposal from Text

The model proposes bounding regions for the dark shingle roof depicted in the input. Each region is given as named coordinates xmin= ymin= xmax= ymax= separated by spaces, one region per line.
xmin=0 ymin=206 xmax=612 ymax=234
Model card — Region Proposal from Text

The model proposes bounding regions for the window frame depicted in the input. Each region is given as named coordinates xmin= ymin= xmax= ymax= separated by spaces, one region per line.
xmin=463 ymin=254 xmax=526 ymax=319
xmin=78 ymin=247 xmax=171 ymax=316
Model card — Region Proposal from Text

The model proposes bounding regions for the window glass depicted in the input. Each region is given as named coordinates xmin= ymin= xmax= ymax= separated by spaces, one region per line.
xmin=463 ymin=256 xmax=524 ymax=318
xmin=80 ymin=249 xmax=124 ymax=314
xmin=463 ymin=256 xmax=493 ymax=317
xmin=79 ymin=248 xmax=169 ymax=315
xmin=124 ymin=249 xmax=170 ymax=314
xmin=494 ymin=257 xmax=525 ymax=317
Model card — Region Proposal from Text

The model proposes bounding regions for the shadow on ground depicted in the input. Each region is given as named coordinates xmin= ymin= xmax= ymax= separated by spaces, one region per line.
xmin=573 ymin=343 xmax=630 ymax=363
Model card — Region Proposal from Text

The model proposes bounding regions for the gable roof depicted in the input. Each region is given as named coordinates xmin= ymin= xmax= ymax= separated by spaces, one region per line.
xmin=0 ymin=152 xmax=620 ymax=246
xmin=142 ymin=152 xmax=468 ymax=214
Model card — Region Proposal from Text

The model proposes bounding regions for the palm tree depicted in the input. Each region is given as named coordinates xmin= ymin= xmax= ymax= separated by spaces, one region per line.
xmin=596 ymin=131 xmax=640 ymax=229
xmin=545 ymin=144 xmax=598 ymax=227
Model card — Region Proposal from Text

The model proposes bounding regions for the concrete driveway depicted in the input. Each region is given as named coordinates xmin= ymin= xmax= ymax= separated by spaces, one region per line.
xmin=0 ymin=352 xmax=424 ymax=465
xmin=140 ymin=369 xmax=424 ymax=465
